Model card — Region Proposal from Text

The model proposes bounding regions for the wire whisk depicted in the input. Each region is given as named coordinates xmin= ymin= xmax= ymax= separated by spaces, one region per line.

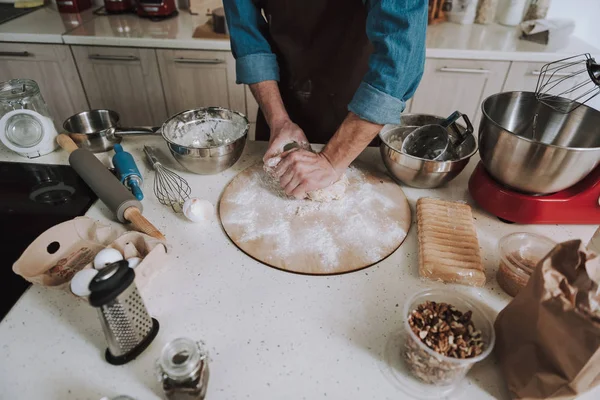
xmin=143 ymin=146 xmax=191 ymax=213
xmin=535 ymin=53 xmax=600 ymax=113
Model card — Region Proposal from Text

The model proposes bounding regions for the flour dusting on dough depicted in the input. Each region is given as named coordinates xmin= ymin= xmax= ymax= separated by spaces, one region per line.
xmin=263 ymin=155 xmax=348 ymax=202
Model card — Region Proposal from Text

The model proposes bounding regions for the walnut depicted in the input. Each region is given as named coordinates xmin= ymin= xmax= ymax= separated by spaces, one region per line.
xmin=405 ymin=301 xmax=487 ymax=385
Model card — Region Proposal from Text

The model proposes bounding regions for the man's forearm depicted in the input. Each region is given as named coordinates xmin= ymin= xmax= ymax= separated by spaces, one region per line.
xmin=321 ymin=112 xmax=382 ymax=174
xmin=249 ymin=81 xmax=289 ymax=128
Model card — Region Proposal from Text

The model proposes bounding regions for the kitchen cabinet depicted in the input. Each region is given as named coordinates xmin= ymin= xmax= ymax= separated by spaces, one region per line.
xmin=410 ymin=59 xmax=510 ymax=124
xmin=157 ymin=49 xmax=245 ymax=117
xmin=71 ymin=45 xmax=168 ymax=126
xmin=0 ymin=43 xmax=88 ymax=128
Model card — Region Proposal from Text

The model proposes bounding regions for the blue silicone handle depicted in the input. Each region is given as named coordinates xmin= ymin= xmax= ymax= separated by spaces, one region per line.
xmin=113 ymin=144 xmax=144 ymax=200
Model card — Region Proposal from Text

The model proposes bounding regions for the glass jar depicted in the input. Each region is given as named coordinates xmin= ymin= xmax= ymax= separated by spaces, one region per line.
xmin=0 ymin=79 xmax=58 ymax=156
xmin=475 ymin=0 xmax=499 ymax=24
xmin=157 ymin=338 xmax=210 ymax=400
xmin=0 ymin=79 xmax=52 ymax=120
xmin=524 ymin=0 xmax=551 ymax=21
xmin=497 ymin=0 xmax=528 ymax=26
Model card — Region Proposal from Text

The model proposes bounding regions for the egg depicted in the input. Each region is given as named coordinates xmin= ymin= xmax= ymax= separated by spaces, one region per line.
xmin=70 ymin=269 xmax=98 ymax=297
xmin=93 ymin=248 xmax=124 ymax=270
xmin=183 ymin=198 xmax=214 ymax=223
xmin=127 ymin=257 xmax=142 ymax=269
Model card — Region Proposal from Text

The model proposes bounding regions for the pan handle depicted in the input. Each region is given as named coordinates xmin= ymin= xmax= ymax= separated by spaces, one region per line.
xmin=114 ymin=126 xmax=161 ymax=136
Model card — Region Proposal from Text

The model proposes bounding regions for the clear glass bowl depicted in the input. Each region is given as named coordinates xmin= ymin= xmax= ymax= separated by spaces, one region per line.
xmin=402 ymin=289 xmax=495 ymax=389
xmin=497 ymin=232 xmax=556 ymax=297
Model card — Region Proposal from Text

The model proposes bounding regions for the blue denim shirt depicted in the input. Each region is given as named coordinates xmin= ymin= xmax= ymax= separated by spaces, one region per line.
xmin=222 ymin=0 xmax=428 ymax=125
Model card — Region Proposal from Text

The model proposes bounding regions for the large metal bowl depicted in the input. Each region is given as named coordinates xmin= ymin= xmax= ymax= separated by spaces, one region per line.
xmin=479 ymin=91 xmax=600 ymax=194
xmin=161 ymin=107 xmax=248 ymax=175
xmin=379 ymin=114 xmax=478 ymax=188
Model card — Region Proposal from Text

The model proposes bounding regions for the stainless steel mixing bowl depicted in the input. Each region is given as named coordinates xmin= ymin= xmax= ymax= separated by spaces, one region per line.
xmin=479 ymin=91 xmax=600 ymax=194
xmin=379 ymin=114 xmax=478 ymax=188
xmin=161 ymin=107 xmax=248 ymax=175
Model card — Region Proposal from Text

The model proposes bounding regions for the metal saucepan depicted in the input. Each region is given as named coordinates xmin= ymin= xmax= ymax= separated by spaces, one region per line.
xmin=479 ymin=91 xmax=600 ymax=194
xmin=64 ymin=107 xmax=249 ymax=175
xmin=64 ymin=109 xmax=159 ymax=153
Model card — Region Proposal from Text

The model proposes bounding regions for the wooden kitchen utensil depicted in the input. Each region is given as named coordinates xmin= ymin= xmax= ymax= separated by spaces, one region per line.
xmin=219 ymin=161 xmax=411 ymax=275
xmin=56 ymin=134 xmax=166 ymax=241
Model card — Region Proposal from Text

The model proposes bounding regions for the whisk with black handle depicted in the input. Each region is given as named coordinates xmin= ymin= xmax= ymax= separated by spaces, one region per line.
xmin=144 ymin=146 xmax=191 ymax=213
xmin=535 ymin=53 xmax=600 ymax=113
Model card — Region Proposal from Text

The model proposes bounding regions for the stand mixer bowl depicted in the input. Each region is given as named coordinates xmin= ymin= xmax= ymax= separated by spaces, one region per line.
xmin=479 ymin=91 xmax=600 ymax=195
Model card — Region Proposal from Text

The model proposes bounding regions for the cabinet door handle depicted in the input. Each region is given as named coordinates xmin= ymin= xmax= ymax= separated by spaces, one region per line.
xmin=438 ymin=67 xmax=490 ymax=74
xmin=530 ymin=70 xmax=574 ymax=77
xmin=88 ymin=54 xmax=139 ymax=61
xmin=0 ymin=51 xmax=31 ymax=57
xmin=173 ymin=57 xmax=225 ymax=64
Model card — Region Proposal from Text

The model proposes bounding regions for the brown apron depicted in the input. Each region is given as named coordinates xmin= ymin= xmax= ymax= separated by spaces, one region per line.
xmin=254 ymin=0 xmax=373 ymax=144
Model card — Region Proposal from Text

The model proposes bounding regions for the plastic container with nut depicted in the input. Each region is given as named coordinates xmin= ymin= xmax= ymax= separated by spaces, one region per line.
xmin=399 ymin=289 xmax=495 ymax=397
xmin=497 ymin=232 xmax=556 ymax=297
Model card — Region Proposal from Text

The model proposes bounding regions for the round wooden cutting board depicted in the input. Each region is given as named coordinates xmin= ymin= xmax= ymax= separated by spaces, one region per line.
xmin=219 ymin=161 xmax=411 ymax=275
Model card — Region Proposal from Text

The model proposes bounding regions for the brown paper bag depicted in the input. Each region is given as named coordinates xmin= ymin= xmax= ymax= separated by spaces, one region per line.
xmin=494 ymin=240 xmax=600 ymax=400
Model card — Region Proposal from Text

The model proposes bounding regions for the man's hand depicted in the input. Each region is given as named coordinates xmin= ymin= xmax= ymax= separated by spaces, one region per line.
xmin=274 ymin=150 xmax=340 ymax=199
xmin=264 ymin=119 xmax=309 ymax=162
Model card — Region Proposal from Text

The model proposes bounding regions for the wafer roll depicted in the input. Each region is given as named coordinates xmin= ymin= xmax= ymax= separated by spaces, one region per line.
xmin=416 ymin=198 xmax=485 ymax=287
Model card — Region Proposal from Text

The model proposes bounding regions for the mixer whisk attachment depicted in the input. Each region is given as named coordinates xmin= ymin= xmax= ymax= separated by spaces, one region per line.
xmin=535 ymin=53 xmax=600 ymax=113
xmin=143 ymin=146 xmax=191 ymax=213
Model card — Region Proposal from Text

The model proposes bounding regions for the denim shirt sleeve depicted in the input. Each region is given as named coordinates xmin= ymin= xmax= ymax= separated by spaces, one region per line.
xmin=222 ymin=0 xmax=279 ymax=84
xmin=349 ymin=0 xmax=428 ymax=125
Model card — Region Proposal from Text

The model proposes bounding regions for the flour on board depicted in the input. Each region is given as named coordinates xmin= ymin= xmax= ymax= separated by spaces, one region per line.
xmin=221 ymin=164 xmax=408 ymax=272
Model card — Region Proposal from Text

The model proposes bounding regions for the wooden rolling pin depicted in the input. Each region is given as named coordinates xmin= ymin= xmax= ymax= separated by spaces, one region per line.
xmin=57 ymin=134 xmax=166 ymax=241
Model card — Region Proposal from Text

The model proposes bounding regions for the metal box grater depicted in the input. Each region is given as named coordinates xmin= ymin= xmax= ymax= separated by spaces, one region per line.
xmin=89 ymin=260 xmax=159 ymax=365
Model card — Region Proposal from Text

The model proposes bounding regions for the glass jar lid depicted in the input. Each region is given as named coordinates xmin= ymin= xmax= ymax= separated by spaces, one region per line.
xmin=0 ymin=79 xmax=40 ymax=102
xmin=158 ymin=338 xmax=208 ymax=381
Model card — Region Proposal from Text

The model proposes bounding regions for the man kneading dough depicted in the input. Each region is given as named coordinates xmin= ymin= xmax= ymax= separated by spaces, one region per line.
xmin=223 ymin=0 xmax=428 ymax=199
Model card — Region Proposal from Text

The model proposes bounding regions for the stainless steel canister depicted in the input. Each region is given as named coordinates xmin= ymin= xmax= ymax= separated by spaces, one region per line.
xmin=89 ymin=260 xmax=159 ymax=365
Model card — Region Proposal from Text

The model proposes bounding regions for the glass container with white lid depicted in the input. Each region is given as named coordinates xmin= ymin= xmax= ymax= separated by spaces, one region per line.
xmin=0 ymin=79 xmax=58 ymax=158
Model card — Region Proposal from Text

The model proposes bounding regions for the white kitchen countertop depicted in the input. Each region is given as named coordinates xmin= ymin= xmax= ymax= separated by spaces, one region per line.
xmin=63 ymin=15 xmax=598 ymax=62
xmin=1 ymin=3 xmax=597 ymax=62
xmin=0 ymin=4 xmax=98 ymax=44
xmin=425 ymin=22 xmax=599 ymax=61
xmin=0 ymin=137 xmax=597 ymax=400
xmin=63 ymin=6 xmax=230 ymax=50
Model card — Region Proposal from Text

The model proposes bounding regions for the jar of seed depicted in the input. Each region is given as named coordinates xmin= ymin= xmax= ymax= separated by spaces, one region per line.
xmin=157 ymin=338 xmax=210 ymax=400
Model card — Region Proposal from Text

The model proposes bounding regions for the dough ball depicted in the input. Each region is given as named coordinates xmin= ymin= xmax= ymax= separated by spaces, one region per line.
xmin=307 ymin=174 xmax=349 ymax=202
xmin=183 ymin=198 xmax=214 ymax=222
xmin=263 ymin=156 xmax=282 ymax=178
xmin=263 ymin=149 xmax=348 ymax=202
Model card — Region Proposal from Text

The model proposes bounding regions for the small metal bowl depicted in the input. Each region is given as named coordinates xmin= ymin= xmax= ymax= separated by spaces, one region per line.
xmin=161 ymin=107 xmax=248 ymax=175
xmin=379 ymin=114 xmax=478 ymax=189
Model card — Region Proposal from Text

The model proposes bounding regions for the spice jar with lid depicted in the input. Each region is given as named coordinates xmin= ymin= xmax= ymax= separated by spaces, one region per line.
xmin=157 ymin=338 xmax=210 ymax=400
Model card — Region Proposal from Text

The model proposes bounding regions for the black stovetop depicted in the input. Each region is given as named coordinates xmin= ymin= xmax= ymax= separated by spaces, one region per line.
xmin=0 ymin=4 xmax=42 ymax=25
xmin=0 ymin=161 xmax=97 ymax=320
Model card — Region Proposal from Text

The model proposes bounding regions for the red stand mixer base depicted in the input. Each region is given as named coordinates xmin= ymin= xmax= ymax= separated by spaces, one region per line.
xmin=468 ymin=162 xmax=600 ymax=224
